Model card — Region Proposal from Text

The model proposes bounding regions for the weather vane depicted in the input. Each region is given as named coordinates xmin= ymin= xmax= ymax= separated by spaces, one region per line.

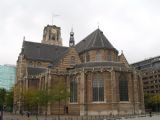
xmin=52 ymin=13 xmax=60 ymax=25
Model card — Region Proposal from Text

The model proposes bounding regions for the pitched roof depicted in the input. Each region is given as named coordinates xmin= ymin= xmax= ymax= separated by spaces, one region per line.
xmin=75 ymin=29 xmax=118 ymax=53
xmin=74 ymin=61 xmax=125 ymax=68
xmin=21 ymin=41 xmax=68 ymax=63
xmin=27 ymin=67 xmax=46 ymax=76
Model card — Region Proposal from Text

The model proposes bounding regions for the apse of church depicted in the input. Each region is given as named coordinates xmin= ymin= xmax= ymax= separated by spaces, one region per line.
xmin=14 ymin=25 xmax=144 ymax=116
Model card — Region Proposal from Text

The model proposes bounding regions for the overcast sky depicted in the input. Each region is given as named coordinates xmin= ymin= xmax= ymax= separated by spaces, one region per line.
xmin=0 ymin=0 xmax=160 ymax=65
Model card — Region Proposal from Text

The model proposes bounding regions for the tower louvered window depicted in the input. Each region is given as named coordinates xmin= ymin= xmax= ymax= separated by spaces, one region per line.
xmin=92 ymin=74 xmax=104 ymax=102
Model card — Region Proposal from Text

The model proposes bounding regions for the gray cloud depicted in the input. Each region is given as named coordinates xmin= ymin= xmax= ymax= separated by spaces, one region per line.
xmin=0 ymin=0 xmax=160 ymax=65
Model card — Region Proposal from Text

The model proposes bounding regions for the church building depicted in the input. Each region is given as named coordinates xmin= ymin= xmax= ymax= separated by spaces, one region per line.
xmin=14 ymin=25 xmax=144 ymax=115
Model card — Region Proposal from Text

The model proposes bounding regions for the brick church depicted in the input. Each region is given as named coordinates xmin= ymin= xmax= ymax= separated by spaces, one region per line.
xmin=14 ymin=25 xmax=144 ymax=115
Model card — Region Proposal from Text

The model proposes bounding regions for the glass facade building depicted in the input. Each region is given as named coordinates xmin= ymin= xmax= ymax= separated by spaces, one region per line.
xmin=0 ymin=64 xmax=16 ymax=90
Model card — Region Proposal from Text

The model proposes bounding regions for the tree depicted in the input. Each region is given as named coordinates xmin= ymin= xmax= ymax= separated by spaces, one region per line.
xmin=50 ymin=80 xmax=69 ymax=102
xmin=22 ymin=80 xmax=69 ymax=120
xmin=150 ymin=94 xmax=160 ymax=111
xmin=0 ymin=88 xmax=6 ymax=120
xmin=23 ymin=89 xmax=40 ymax=120
xmin=50 ymin=80 xmax=70 ymax=120
xmin=36 ymin=89 xmax=50 ymax=120
xmin=5 ymin=88 xmax=14 ymax=112
xmin=151 ymin=94 xmax=160 ymax=104
xmin=144 ymin=93 xmax=160 ymax=112
xmin=144 ymin=93 xmax=153 ymax=109
xmin=23 ymin=89 xmax=37 ymax=111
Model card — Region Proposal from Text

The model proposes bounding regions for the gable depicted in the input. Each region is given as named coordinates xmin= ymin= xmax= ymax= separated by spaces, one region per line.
xmin=54 ymin=47 xmax=81 ymax=71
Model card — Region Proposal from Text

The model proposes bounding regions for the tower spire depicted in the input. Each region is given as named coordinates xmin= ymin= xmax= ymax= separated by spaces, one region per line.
xmin=97 ymin=22 xmax=100 ymax=29
xmin=23 ymin=36 xmax=25 ymax=41
xmin=69 ymin=28 xmax=75 ymax=47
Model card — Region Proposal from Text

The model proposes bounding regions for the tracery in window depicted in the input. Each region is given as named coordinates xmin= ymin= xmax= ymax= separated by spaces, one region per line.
xmin=70 ymin=78 xmax=77 ymax=103
xmin=92 ymin=74 xmax=104 ymax=102
xmin=119 ymin=74 xmax=128 ymax=101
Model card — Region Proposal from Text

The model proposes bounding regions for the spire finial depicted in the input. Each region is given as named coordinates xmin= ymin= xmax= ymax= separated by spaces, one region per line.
xmin=71 ymin=27 xmax=73 ymax=32
xmin=69 ymin=28 xmax=75 ymax=47
xmin=121 ymin=50 xmax=123 ymax=54
xmin=23 ymin=36 xmax=25 ymax=41
xmin=97 ymin=22 xmax=99 ymax=29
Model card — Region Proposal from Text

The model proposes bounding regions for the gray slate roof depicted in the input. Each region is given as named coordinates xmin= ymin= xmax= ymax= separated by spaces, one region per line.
xmin=21 ymin=41 xmax=68 ymax=63
xmin=75 ymin=61 xmax=125 ymax=68
xmin=75 ymin=29 xmax=117 ymax=53
xmin=27 ymin=67 xmax=46 ymax=76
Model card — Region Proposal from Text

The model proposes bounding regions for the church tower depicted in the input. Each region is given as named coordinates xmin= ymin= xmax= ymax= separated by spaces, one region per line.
xmin=41 ymin=25 xmax=62 ymax=46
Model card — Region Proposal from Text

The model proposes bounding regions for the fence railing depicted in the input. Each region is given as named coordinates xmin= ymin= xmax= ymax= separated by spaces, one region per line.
xmin=4 ymin=113 xmax=160 ymax=120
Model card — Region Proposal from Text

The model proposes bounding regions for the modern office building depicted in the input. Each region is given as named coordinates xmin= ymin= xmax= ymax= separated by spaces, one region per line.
xmin=0 ymin=64 xmax=16 ymax=90
xmin=132 ymin=56 xmax=160 ymax=94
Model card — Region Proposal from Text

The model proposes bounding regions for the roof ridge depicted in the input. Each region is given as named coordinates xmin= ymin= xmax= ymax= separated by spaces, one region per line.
xmin=24 ymin=40 xmax=68 ymax=48
xmin=92 ymin=29 xmax=99 ymax=47
xmin=85 ymin=29 xmax=97 ymax=49
xmin=76 ymin=29 xmax=98 ymax=45
xmin=99 ymin=30 xmax=105 ymax=47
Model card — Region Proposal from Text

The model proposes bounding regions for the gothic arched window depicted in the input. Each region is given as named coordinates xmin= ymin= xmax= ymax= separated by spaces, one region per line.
xmin=70 ymin=78 xmax=77 ymax=103
xmin=119 ymin=74 xmax=128 ymax=101
xmin=92 ymin=73 xmax=104 ymax=102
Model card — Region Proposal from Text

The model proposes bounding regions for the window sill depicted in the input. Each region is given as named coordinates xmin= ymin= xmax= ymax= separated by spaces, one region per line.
xmin=91 ymin=101 xmax=106 ymax=104
xmin=119 ymin=101 xmax=130 ymax=103
xmin=69 ymin=102 xmax=78 ymax=104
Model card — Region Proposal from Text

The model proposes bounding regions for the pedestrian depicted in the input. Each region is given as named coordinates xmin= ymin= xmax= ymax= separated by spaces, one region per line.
xmin=149 ymin=111 xmax=152 ymax=117
xmin=27 ymin=111 xmax=30 ymax=118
